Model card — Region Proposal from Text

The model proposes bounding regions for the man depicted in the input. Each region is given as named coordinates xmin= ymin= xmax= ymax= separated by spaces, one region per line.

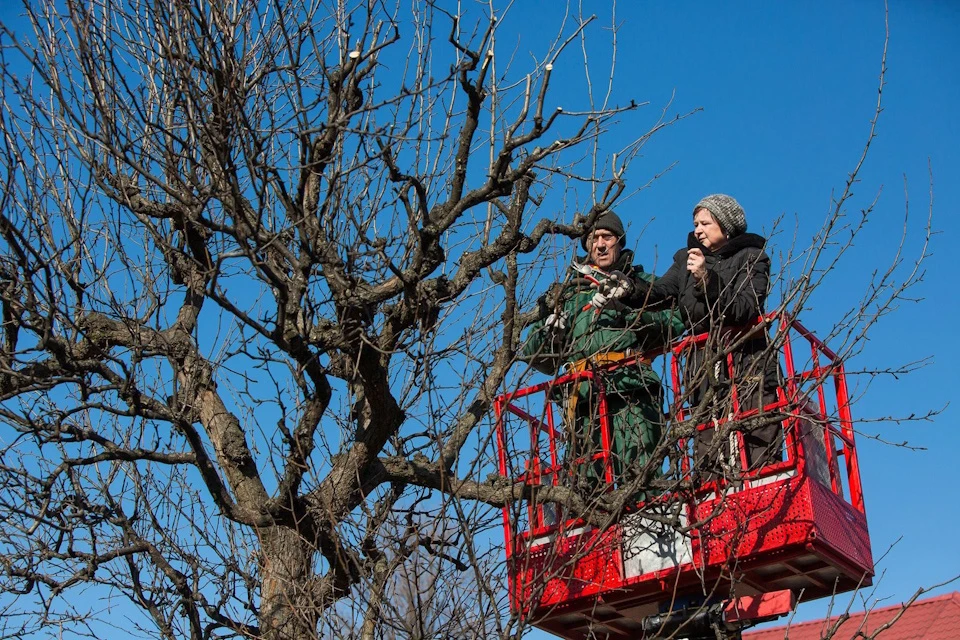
xmin=521 ymin=211 xmax=683 ymax=500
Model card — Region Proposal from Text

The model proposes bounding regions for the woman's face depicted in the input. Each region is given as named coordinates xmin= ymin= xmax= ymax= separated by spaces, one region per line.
xmin=693 ymin=208 xmax=727 ymax=250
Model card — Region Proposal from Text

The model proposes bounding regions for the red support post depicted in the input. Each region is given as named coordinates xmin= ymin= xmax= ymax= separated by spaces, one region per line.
xmin=834 ymin=361 xmax=865 ymax=514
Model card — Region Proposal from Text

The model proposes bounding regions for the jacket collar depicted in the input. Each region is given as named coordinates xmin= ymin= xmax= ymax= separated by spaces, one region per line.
xmin=686 ymin=231 xmax=766 ymax=257
xmin=573 ymin=248 xmax=636 ymax=274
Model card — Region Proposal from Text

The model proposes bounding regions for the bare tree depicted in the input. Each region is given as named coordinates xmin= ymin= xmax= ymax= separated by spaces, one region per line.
xmin=0 ymin=0 xmax=681 ymax=638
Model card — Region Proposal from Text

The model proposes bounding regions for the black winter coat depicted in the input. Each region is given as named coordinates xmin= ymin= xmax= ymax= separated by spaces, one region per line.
xmin=638 ymin=232 xmax=769 ymax=333
xmin=631 ymin=232 xmax=779 ymax=412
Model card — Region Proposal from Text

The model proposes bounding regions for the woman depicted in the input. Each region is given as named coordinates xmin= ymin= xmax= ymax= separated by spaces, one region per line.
xmin=630 ymin=194 xmax=782 ymax=475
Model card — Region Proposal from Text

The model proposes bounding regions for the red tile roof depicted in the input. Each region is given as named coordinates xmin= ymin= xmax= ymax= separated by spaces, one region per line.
xmin=744 ymin=592 xmax=960 ymax=640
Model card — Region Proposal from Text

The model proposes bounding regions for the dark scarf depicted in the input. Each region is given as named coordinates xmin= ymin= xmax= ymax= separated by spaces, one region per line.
xmin=686 ymin=232 xmax=766 ymax=257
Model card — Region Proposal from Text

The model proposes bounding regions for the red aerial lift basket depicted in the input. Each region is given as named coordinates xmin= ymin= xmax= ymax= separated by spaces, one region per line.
xmin=494 ymin=313 xmax=873 ymax=640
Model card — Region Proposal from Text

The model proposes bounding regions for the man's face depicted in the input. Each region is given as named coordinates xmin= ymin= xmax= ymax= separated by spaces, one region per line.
xmin=588 ymin=229 xmax=620 ymax=270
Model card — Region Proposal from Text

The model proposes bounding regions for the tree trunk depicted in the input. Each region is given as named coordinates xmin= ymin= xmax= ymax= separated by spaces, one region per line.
xmin=260 ymin=528 xmax=318 ymax=640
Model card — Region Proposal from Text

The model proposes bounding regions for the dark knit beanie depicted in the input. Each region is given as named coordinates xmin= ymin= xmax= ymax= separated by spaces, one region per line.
xmin=580 ymin=210 xmax=626 ymax=250
xmin=694 ymin=194 xmax=747 ymax=237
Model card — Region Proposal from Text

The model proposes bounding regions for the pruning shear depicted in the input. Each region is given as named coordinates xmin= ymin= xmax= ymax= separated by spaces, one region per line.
xmin=571 ymin=261 xmax=606 ymax=286
xmin=571 ymin=261 xmax=619 ymax=313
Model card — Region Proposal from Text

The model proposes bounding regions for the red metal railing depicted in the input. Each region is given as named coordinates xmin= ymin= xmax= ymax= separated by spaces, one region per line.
xmin=495 ymin=312 xmax=865 ymax=558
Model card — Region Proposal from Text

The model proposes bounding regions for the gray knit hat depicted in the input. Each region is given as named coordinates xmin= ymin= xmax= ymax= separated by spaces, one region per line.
xmin=694 ymin=194 xmax=747 ymax=237
xmin=580 ymin=210 xmax=626 ymax=250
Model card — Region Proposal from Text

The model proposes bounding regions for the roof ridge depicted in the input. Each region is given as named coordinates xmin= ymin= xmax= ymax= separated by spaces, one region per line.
xmin=861 ymin=591 xmax=960 ymax=615
xmin=823 ymin=591 xmax=958 ymax=621
xmin=744 ymin=591 xmax=960 ymax=638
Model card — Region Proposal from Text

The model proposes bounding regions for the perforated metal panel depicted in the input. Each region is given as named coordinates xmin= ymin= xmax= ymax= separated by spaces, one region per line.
xmin=516 ymin=525 xmax=624 ymax=608
xmin=807 ymin=477 xmax=873 ymax=572
xmin=694 ymin=475 xmax=816 ymax=564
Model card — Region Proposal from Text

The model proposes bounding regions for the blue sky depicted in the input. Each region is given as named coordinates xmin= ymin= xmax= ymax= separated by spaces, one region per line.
xmin=507 ymin=0 xmax=959 ymax=631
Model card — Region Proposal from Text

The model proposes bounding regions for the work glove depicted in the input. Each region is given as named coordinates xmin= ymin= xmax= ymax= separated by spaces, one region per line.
xmin=544 ymin=311 xmax=568 ymax=333
xmin=589 ymin=270 xmax=633 ymax=309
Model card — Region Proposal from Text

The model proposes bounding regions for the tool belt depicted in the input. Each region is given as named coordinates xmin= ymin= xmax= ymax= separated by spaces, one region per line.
xmin=565 ymin=350 xmax=650 ymax=373
xmin=564 ymin=350 xmax=651 ymax=426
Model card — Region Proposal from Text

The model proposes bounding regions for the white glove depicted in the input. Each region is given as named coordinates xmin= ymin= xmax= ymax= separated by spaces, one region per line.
xmin=589 ymin=271 xmax=633 ymax=309
xmin=605 ymin=278 xmax=634 ymax=300
xmin=545 ymin=311 xmax=568 ymax=332
xmin=589 ymin=291 xmax=610 ymax=309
